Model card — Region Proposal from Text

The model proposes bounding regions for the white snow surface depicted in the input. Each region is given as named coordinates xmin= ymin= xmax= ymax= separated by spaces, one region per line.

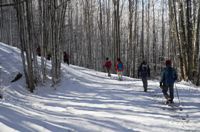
xmin=0 ymin=42 xmax=200 ymax=132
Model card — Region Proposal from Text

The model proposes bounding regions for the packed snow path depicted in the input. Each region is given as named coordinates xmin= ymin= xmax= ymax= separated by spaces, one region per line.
xmin=0 ymin=42 xmax=200 ymax=132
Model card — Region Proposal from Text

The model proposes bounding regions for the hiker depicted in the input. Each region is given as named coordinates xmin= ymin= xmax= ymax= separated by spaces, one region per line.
xmin=36 ymin=46 xmax=41 ymax=56
xmin=160 ymin=60 xmax=177 ymax=104
xmin=103 ymin=57 xmax=112 ymax=77
xmin=63 ymin=52 xmax=69 ymax=65
xmin=138 ymin=61 xmax=150 ymax=92
xmin=115 ymin=58 xmax=124 ymax=80
xmin=47 ymin=53 xmax=51 ymax=60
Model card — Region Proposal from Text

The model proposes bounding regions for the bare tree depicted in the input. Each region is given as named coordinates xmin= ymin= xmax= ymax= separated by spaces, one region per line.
xmin=140 ymin=0 xmax=144 ymax=61
xmin=152 ymin=0 xmax=157 ymax=73
xmin=127 ymin=0 xmax=134 ymax=77
xmin=112 ymin=0 xmax=120 ymax=60
xmin=14 ymin=0 xmax=35 ymax=92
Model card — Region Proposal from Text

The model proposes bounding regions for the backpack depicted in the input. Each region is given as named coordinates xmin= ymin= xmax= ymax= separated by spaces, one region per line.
xmin=118 ymin=63 xmax=123 ymax=71
xmin=140 ymin=64 xmax=149 ymax=77
xmin=142 ymin=65 xmax=147 ymax=71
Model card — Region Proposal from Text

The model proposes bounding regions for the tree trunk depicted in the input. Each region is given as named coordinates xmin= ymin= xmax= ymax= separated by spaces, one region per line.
xmin=127 ymin=0 xmax=133 ymax=76
xmin=140 ymin=0 xmax=144 ymax=61
xmin=152 ymin=0 xmax=157 ymax=73
xmin=161 ymin=0 xmax=165 ymax=66
xmin=133 ymin=0 xmax=138 ymax=77
xmin=113 ymin=0 xmax=121 ymax=61
xmin=186 ymin=0 xmax=194 ymax=80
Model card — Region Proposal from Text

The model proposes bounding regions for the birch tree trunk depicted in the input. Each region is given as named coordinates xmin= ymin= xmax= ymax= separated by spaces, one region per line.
xmin=161 ymin=0 xmax=165 ymax=65
xmin=127 ymin=0 xmax=134 ymax=77
xmin=140 ymin=0 xmax=144 ymax=61
xmin=133 ymin=0 xmax=138 ymax=77
xmin=50 ymin=0 xmax=68 ymax=86
xmin=186 ymin=0 xmax=193 ymax=80
xmin=14 ymin=0 xmax=35 ymax=92
xmin=146 ymin=0 xmax=150 ymax=64
xmin=113 ymin=0 xmax=120 ymax=61
xmin=152 ymin=0 xmax=157 ymax=73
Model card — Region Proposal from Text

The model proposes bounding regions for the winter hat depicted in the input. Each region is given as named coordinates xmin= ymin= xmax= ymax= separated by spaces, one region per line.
xmin=142 ymin=61 xmax=147 ymax=65
xmin=165 ymin=60 xmax=171 ymax=65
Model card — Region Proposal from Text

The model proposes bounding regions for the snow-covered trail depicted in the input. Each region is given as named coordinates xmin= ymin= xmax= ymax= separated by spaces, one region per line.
xmin=59 ymin=64 xmax=200 ymax=132
xmin=0 ymin=42 xmax=200 ymax=132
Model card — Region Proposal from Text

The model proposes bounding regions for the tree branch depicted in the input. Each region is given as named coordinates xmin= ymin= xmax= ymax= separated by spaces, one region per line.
xmin=55 ymin=0 xmax=70 ymax=10
xmin=0 ymin=0 xmax=25 ymax=8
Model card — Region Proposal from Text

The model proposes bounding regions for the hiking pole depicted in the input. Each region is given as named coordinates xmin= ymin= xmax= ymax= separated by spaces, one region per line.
xmin=175 ymin=84 xmax=183 ymax=111
xmin=175 ymin=84 xmax=180 ymax=104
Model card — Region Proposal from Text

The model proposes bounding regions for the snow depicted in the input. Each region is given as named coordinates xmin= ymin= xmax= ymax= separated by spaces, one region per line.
xmin=0 ymin=42 xmax=200 ymax=132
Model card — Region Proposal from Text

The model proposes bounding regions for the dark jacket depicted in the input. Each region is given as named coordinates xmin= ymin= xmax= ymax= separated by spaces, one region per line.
xmin=138 ymin=64 xmax=150 ymax=78
xmin=160 ymin=66 xmax=177 ymax=85
xmin=63 ymin=52 xmax=69 ymax=63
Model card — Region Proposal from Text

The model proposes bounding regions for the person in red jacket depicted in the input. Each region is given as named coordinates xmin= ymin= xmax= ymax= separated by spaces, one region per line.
xmin=115 ymin=58 xmax=124 ymax=80
xmin=103 ymin=57 xmax=112 ymax=77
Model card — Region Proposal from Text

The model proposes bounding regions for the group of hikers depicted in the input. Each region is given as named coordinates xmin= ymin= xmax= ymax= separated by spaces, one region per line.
xmin=103 ymin=57 xmax=124 ymax=80
xmin=36 ymin=46 xmax=177 ymax=104
xmin=103 ymin=58 xmax=177 ymax=104
xmin=36 ymin=46 xmax=70 ymax=65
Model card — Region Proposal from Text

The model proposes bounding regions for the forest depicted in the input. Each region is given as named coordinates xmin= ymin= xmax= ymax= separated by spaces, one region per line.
xmin=0 ymin=0 xmax=200 ymax=92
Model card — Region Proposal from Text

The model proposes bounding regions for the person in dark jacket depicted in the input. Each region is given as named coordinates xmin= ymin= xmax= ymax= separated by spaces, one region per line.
xmin=160 ymin=60 xmax=177 ymax=104
xmin=103 ymin=57 xmax=112 ymax=77
xmin=63 ymin=52 xmax=69 ymax=65
xmin=138 ymin=61 xmax=150 ymax=92
xmin=36 ymin=46 xmax=41 ymax=56
xmin=47 ymin=53 xmax=51 ymax=60
xmin=115 ymin=58 xmax=124 ymax=81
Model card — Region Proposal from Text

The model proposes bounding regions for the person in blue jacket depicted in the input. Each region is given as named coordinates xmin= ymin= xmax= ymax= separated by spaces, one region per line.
xmin=160 ymin=60 xmax=177 ymax=104
xmin=116 ymin=58 xmax=124 ymax=81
